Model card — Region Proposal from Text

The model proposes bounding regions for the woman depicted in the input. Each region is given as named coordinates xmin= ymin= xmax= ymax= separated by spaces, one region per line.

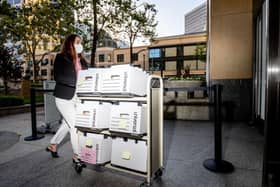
xmin=46 ymin=34 xmax=88 ymax=164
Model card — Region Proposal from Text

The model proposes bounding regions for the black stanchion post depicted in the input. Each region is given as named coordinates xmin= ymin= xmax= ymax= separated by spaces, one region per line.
xmin=203 ymin=84 xmax=234 ymax=173
xmin=24 ymin=88 xmax=44 ymax=141
xmin=215 ymin=84 xmax=222 ymax=163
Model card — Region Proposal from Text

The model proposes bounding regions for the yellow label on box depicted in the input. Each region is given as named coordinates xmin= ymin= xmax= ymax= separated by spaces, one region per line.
xmin=85 ymin=138 xmax=93 ymax=147
xmin=119 ymin=119 xmax=128 ymax=129
xmin=121 ymin=151 xmax=131 ymax=160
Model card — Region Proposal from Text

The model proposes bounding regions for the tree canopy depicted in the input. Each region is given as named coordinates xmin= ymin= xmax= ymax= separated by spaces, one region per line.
xmin=114 ymin=0 xmax=157 ymax=64
xmin=0 ymin=45 xmax=22 ymax=95
xmin=1 ymin=0 xmax=81 ymax=81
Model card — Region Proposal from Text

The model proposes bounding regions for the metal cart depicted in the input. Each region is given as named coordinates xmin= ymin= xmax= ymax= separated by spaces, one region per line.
xmin=75 ymin=75 xmax=164 ymax=186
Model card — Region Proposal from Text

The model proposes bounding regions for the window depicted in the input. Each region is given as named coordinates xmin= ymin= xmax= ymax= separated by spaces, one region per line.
xmin=51 ymin=70 xmax=54 ymax=76
xmin=132 ymin=53 xmax=138 ymax=61
xmin=149 ymin=60 xmax=161 ymax=71
xmin=165 ymin=47 xmax=176 ymax=57
xmin=184 ymin=45 xmax=197 ymax=56
xmin=117 ymin=54 xmax=124 ymax=62
xmin=51 ymin=59 xmax=54 ymax=66
xmin=99 ymin=54 xmax=105 ymax=62
xmin=8 ymin=0 xmax=21 ymax=5
xmin=41 ymin=59 xmax=49 ymax=66
xmin=149 ymin=48 xmax=161 ymax=58
xmin=107 ymin=54 xmax=111 ymax=62
xmin=184 ymin=60 xmax=206 ymax=70
xmin=165 ymin=61 xmax=177 ymax=71
xmin=41 ymin=69 xmax=47 ymax=76
xmin=184 ymin=60 xmax=196 ymax=70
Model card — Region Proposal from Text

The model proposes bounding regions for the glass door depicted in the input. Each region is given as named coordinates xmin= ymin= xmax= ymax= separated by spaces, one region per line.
xmin=254 ymin=1 xmax=268 ymax=121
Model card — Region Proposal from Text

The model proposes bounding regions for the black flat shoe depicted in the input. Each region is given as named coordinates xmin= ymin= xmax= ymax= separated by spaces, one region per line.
xmin=46 ymin=147 xmax=59 ymax=158
xmin=72 ymin=158 xmax=86 ymax=168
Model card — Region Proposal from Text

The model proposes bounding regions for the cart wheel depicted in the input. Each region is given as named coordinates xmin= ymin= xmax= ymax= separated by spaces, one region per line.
xmin=74 ymin=163 xmax=83 ymax=174
xmin=156 ymin=169 xmax=163 ymax=177
xmin=140 ymin=181 xmax=151 ymax=187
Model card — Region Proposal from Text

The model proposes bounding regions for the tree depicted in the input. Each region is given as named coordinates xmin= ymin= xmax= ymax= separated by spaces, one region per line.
xmin=75 ymin=0 xmax=127 ymax=67
xmin=195 ymin=44 xmax=207 ymax=62
xmin=0 ymin=1 xmax=18 ymax=45
xmin=2 ymin=0 xmax=79 ymax=82
xmin=114 ymin=0 xmax=157 ymax=64
xmin=0 ymin=46 xmax=22 ymax=95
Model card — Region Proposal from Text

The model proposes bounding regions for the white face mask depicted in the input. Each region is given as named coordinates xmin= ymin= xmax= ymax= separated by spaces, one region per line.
xmin=74 ymin=44 xmax=83 ymax=54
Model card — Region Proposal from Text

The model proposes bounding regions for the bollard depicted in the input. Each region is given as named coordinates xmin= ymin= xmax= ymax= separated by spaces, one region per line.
xmin=24 ymin=87 xmax=45 ymax=141
xmin=203 ymin=84 xmax=234 ymax=173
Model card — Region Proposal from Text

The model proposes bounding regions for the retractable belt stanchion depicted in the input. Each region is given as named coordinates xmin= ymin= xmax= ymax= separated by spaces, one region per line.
xmin=24 ymin=88 xmax=54 ymax=141
xmin=203 ymin=84 xmax=234 ymax=173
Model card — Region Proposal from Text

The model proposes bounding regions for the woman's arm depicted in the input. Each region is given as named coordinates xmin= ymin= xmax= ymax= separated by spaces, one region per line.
xmin=54 ymin=54 xmax=76 ymax=87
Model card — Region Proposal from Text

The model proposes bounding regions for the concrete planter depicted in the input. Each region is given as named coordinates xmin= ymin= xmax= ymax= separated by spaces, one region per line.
xmin=164 ymin=80 xmax=204 ymax=88
xmin=163 ymin=79 xmax=208 ymax=120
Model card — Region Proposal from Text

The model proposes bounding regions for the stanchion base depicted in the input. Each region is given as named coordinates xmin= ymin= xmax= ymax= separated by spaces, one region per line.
xmin=203 ymin=159 xmax=234 ymax=173
xmin=24 ymin=135 xmax=45 ymax=141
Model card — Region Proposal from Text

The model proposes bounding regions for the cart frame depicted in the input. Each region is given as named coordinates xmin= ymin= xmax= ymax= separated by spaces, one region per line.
xmin=75 ymin=75 xmax=164 ymax=186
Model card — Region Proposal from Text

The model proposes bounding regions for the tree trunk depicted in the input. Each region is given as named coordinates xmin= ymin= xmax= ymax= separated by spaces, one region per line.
xmin=32 ymin=53 xmax=37 ymax=83
xmin=130 ymin=44 xmax=133 ymax=64
xmin=3 ymin=79 xmax=8 ymax=95
xmin=90 ymin=0 xmax=98 ymax=68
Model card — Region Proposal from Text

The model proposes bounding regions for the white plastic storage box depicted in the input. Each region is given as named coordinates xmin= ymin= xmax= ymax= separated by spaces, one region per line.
xmin=111 ymin=137 xmax=147 ymax=173
xmin=76 ymin=68 xmax=103 ymax=95
xmin=100 ymin=64 xmax=148 ymax=96
xmin=75 ymin=101 xmax=111 ymax=129
xmin=109 ymin=102 xmax=147 ymax=134
xmin=78 ymin=132 xmax=112 ymax=164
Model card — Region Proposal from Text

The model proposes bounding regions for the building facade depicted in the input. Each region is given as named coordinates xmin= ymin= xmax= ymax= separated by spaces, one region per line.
xmin=185 ymin=2 xmax=207 ymax=34
xmin=209 ymin=0 xmax=280 ymax=185
xmin=149 ymin=33 xmax=207 ymax=77
xmin=35 ymin=33 xmax=207 ymax=80
xmin=94 ymin=33 xmax=207 ymax=77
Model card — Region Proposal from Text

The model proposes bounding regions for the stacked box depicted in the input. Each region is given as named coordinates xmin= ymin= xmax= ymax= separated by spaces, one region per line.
xmin=111 ymin=137 xmax=147 ymax=172
xmin=76 ymin=68 xmax=103 ymax=95
xmin=78 ymin=132 xmax=112 ymax=164
xmin=109 ymin=102 xmax=147 ymax=134
xmin=75 ymin=101 xmax=111 ymax=129
xmin=100 ymin=64 xmax=148 ymax=96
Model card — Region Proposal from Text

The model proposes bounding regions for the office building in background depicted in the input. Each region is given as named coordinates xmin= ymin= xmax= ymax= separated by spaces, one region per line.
xmin=184 ymin=2 xmax=207 ymax=34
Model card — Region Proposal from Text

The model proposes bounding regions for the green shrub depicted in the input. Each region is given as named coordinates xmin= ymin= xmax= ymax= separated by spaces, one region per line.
xmin=23 ymin=95 xmax=44 ymax=104
xmin=0 ymin=95 xmax=24 ymax=107
xmin=31 ymin=83 xmax=43 ymax=88
xmin=168 ymin=75 xmax=206 ymax=81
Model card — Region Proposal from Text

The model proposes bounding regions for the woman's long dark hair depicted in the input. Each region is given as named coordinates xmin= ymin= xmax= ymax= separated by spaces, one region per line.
xmin=61 ymin=34 xmax=80 ymax=61
xmin=61 ymin=33 xmax=88 ymax=66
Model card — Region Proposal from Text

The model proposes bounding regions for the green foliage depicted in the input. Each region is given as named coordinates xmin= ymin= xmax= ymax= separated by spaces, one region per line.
xmin=1 ymin=0 xmax=81 ymax=81
xmin=114 ymin=0 xmax=157 ymax=63
xmin=0 ymin=46 xmax=23 ymax=95
xmin=0 ymin=1 xmax=18 ymax=45
xmin=75 ymin=0 xmax=127 ymax=66
xmin=169 ymin=75 xmax=206 ymax=81
xmin=30 ymin=83 xmax=43 ymax=88
xmin=195 ymin=44 xmax=207 ymax=62
xmin=23 ymin=95 xmax=44 ymax=105
xmin=0 ymin=95 xmax=24 ymax=107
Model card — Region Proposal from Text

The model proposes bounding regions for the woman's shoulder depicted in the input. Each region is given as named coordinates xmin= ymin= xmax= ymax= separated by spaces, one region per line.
xmin=55 ymin=53 xmax=72 ymax=63
xmin=55 ymin=53 xmax=66 ymax=59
